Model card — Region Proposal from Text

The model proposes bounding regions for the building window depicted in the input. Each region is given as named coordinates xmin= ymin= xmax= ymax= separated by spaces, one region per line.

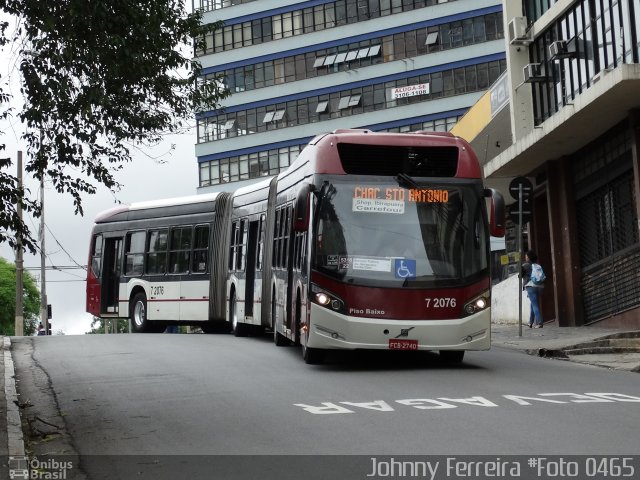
xmin=196 ymin=3 xmax=493 ymax=57
xmin=199 ymin=145 xmax=305 ymax=187
xmin=198 ymin=58 xmax=507 ymax=144
xmin=202 ymin=11 xmax=502 ymax=96
xmin=263 ymin=110 xmax=286 ymax=123
xmin=530 ymin=0 xmax=640 ymax=126
xmin=316 ymin=101 xmax=329 ymax=113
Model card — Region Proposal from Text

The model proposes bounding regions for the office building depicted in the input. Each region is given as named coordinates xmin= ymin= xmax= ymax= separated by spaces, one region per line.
xmin=453 ymin=0 xmax=640 ymax=328
xmin=194 ymin=0 xmax=506 ymax=191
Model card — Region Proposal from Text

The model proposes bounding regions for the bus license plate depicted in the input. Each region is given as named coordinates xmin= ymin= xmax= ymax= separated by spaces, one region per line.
xmin=388 ymin=339 xmax=418 ymax=350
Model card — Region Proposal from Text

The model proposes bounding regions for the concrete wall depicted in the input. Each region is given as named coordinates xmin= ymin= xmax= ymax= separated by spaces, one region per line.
xmin=491 ymin=273 xmax=530 ymax=325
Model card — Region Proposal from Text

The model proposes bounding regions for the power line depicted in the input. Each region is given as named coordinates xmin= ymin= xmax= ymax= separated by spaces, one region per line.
xmin=24 ymin=265 xmax=86 ymax=280
xmin=44 ymin=222 xmax=86 ymax=270
xmin=46 ymin=279 xmax=86 ymax=283
xmin=24 ymin=265 xmax=87 ymax=270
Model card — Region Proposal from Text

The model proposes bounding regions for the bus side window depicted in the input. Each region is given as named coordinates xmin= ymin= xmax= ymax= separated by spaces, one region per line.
xmin=273 ymin=209 xmax=281 ymax=268
xmin=229 ymin=222 xmax=238 ymax=271
xmin=146 ymin=229 xmax=168 ymax=275
xmin=91 ymin=234 xmax=103 ymax=278
xmin=237 ymin=219 xmax=246 ymax=271
xmin=283 ymin=205 xmax=291 ymax=269
xmin=125 ymin=231 xmax=145 ymax=276
xmin=256 ymin=215 xmax=265 ymax=269
xmin=293 ymin=231 xmax=306 ymax=272
xmin=169 ymin=227 xmax=192 ymax=274
xmin=192 ymin=225 xmax=210 ymax=273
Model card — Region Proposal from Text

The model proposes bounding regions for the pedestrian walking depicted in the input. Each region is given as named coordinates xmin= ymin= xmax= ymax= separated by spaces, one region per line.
xmin=521 ymin=250 xmax=546 ymax=328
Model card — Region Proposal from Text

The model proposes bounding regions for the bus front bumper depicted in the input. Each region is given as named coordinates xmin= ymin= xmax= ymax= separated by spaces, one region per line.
xmin=307 ymin=304 xmax=491 ymax=351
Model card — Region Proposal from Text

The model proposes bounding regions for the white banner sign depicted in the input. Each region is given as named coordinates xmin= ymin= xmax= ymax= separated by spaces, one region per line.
xmin=352 ymin=257 xmax=392 ymax=272
xmin=352 ymin=198 xmax=405 ymax=214
xmin=391 ymin=83 xmax=430 ymax=99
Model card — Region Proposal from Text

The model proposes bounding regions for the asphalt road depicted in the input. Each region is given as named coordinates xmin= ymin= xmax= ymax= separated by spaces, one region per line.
xmin=11 ymin=333 xmax=640 ymax=479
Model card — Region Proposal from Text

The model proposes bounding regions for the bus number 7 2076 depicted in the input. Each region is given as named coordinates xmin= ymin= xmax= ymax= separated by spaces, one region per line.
xmin=87 ymin=129 xmax=505 ymax=364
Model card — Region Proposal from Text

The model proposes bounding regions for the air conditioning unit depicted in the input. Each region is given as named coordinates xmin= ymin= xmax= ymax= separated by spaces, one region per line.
xmin=523 ymin=63 xmax=547 ymax=83
xmin=549 ymin=40 xmax=575 ymax=60
xmin=508 ymin=17 xmax=532 ymax=45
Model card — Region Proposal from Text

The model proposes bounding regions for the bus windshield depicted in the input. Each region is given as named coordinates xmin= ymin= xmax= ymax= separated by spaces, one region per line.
xmin=313 ymin=178 xmax=488 ymax=287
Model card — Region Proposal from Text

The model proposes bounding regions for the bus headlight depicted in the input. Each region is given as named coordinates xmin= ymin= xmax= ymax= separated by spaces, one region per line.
xmin=315 ymin=292 xmax=330 ymax=306
xmin=310 ymin=284 xmax=347 ymax=314
xmin=463 ymin=291 xmax=490 ymax=316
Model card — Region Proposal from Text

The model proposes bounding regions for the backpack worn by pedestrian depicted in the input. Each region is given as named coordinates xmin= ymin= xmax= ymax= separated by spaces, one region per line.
xmin=530 ymin=263 xmax=546 ymax=286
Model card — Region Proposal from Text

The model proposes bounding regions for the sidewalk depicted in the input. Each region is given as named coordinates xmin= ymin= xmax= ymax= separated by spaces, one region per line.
xmin=1 ymin=336 xmax=8 ymax=479
xmin=2 ymin=336 xmax=27 ymax=478
xmin=492 ymin=321 xmax=640 ymax=372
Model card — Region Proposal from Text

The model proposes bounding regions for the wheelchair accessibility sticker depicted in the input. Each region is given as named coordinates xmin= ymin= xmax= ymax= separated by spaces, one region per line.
xmin=394 ymin=259 xmax=416 ymax=279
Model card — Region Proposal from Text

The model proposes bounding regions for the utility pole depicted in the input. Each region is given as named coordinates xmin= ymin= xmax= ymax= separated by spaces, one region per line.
xmin=40 ymin=177 xmax=49 ymax=335
xmin=14 ymin=151 xmax=24 ymax=336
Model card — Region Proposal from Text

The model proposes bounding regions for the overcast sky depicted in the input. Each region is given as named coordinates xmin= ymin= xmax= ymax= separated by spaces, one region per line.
xmin=1 ymin=14 xmax=200 ymax=334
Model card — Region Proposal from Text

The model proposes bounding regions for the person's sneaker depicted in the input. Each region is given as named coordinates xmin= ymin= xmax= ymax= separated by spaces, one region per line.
xmin=528 ymin=324 xmax=533 ymax=328
xmin=533 ymin=324 xmax=543 ymax=329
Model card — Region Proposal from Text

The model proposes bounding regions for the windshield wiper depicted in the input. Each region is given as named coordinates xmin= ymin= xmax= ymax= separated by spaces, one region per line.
xmin=396 ymin=173 xmax=422 ymax=189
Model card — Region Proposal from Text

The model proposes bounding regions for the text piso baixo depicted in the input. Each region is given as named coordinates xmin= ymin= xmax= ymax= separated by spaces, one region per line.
xmin=294 ymin=392 xmax=640 ymax=414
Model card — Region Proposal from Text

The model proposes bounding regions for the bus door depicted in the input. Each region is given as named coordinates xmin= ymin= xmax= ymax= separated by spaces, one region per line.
xmin=102 ymin=237 xmax=123 ymax=314
xmin=244 ymin=220 xmax=260 ymax=318
xmin=284 ymin=206 xmax=295 ymax=338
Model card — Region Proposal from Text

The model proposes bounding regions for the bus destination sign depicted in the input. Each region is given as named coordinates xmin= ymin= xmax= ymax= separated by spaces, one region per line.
xmin=353 ymin=186 xmax=449 ymax=203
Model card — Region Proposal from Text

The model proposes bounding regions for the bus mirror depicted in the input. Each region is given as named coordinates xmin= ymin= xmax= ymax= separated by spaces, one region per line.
xmin=485 ymin=188 xmax=505 ymax=238
xmin=294 ymin=184 xmax=311 ymax=232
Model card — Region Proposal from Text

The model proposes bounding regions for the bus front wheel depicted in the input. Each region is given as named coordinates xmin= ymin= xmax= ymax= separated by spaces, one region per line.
xmin=302 ymin=344 xmax=324 ymax=365
xmin=130 ymin=292 xmax=149 ymax=333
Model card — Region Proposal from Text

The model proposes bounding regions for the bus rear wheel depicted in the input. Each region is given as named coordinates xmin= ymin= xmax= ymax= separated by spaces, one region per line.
xmin=439 ymin=350 xmax=465 ymax=364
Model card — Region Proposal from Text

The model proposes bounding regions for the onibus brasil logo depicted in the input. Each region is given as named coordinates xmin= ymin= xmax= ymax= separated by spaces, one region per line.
xmin=9 ymin=456 xmax=74 ymax=479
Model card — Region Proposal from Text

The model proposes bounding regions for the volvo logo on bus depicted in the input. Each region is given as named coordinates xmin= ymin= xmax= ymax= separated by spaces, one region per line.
xmin=395 ymin=327 xmax=415 ymax=338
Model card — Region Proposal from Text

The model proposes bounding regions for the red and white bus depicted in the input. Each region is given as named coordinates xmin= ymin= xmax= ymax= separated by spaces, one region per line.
xmin=87 ymin=129 xmax=504 ymax=363
xmin=86 ymin=193 xmax=232 ymax=333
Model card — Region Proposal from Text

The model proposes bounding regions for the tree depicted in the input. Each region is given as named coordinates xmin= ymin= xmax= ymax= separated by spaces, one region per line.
xmin=0 ymin=0 xmax=228 ymax=252
xmin=0 ymin=256 xmax=40 ymax=335
xmin=86 ymin=316 xmax=129 ymax=334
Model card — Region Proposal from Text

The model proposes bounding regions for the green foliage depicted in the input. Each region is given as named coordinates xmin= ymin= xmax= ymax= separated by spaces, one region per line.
xmin=86 ymin=316 xmax=130 ymax=334
xmin=0 ymin=0 xmax=228 ymax=252
xmin=0 ymin=256 xmax=40 ymax=335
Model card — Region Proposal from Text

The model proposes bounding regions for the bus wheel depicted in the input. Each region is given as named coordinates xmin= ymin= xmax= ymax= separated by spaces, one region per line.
xmin=130 ymin=292 xmax=149 ymax=333
xmin=439 ymin=350 xmax=465 ymax=364
xmin=303 ymin=344 xmax=324 ymax=365
xmin=230 ymin=292 xmax=248 ymax=337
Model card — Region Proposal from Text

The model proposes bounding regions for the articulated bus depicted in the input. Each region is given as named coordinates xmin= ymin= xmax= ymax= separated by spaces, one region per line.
xmin=87 ymin=129 xmax=505 ymax=363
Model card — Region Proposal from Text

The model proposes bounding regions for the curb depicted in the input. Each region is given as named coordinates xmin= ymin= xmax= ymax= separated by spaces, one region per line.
xmin=3 ymin=337 xmax=26 ymax=456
